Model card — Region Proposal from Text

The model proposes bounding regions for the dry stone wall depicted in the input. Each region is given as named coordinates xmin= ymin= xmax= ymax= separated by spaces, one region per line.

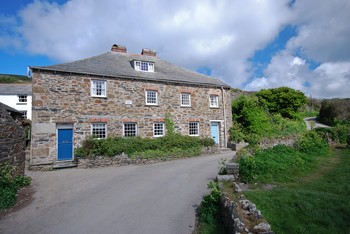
xmin=218 ymin=162 xmax=274 ymax=234
xmin=31 ymin=71 xmax=232 ymax=166
xmin=0 ymin=105 xmax=26 ymax=175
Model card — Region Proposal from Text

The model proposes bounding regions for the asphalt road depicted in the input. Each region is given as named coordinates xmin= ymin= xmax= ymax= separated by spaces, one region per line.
xmin=0 ymin=151 xmax=234 ymax=234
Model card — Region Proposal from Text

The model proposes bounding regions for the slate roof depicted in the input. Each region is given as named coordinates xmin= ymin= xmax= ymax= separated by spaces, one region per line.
xmin=0 ymin=83 xmax=32 ymax=95
xmin=0 ymin=102 xmax=22 ymax=114
xmin=30 ymin=51 xmax=231 ymax=88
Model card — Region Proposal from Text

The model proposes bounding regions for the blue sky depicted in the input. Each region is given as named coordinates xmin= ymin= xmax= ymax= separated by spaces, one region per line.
xmin=1 ymin=0 xmax=349 ymax=98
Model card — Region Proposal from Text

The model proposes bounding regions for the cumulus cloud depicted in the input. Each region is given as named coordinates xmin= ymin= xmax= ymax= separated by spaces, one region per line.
xmin=1 ymin=0 xmax=292 ymax=88
xmin=1 ymin=0 xmax=349 ymax=98
xmin=245 ymin=0 xmax=350 ymax=98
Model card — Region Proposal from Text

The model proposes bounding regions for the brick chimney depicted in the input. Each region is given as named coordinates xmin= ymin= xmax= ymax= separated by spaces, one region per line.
xmin=141 ymin=48 xmax=156 ymax=57
xmin=111 ymin=44 xmax=127 ymax=53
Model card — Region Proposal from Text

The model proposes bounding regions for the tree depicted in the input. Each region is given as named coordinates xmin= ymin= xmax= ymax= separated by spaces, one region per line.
xmin=256 ymin=87 xmax=307 ymax=119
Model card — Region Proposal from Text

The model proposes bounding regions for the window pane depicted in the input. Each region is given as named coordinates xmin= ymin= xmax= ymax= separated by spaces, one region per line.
xmin=146 ymin=90 xmax=157 ymax=104
xmin=92 ymin=80 xmax=106 ymax=97
xmin=141 ymin=62 xmax=148 ymax=71
xmin=154 ymin=123 xmax=164 ymax=136
xmin=124 ymin=123 xmax=137 ymax=137
xmin=92 ymin=123 xmax=107 ymax=139
xmin=181 ymin=93 xmax=190 ymax=106
xmin=18 ymin=95 xmax=27 ymax=103
xmin=189 ymin=122 xmax=199 ymax=135
xmin=210 ymin=95 xmax=218 ymax=107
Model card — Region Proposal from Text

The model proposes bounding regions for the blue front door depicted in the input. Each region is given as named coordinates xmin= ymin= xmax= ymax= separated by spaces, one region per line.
xmin=211 ymin=122 xmax=219 ymax=145
xmin=57 ymin=129 xmax=73 ymax=161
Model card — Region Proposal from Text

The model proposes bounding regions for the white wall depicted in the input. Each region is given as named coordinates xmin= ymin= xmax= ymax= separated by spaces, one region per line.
xmin=0 ymin=95 xmax=32 ymax=120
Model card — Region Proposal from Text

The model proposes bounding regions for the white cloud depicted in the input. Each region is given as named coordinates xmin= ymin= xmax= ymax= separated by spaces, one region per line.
xmin=245 ymin=0 xmax=350 ymax=98
xmin=245 ymin=52 xmax=311 ymax=92
xmin=288 ymin=0 xmax=350 ymax=63
xmin=1 ymin=0 xmax=293 ymax=88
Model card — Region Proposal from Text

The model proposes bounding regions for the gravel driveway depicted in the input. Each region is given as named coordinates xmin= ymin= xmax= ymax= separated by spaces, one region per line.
xmin=0 ymin=151 xmax=233 ymax=234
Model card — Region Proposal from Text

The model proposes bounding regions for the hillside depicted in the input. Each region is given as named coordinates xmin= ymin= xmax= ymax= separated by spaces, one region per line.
xmin=0 ymin=74 xmax=31 ymax=83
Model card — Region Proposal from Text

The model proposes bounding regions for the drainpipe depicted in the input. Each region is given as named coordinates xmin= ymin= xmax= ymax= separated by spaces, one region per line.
xmin=221 ymin=86 xmax=227 ymax=148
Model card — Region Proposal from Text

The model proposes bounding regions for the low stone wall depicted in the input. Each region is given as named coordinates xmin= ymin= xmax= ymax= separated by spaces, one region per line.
xmin=78 ymin=146 xmax=218 ymax=169
xmin=218 ymin=163 xmax=273 ymax=234
xmin=0 ymin=105 xmax=26 ymax=176
xmin=259 ymin=135 xmax=298 ymax=149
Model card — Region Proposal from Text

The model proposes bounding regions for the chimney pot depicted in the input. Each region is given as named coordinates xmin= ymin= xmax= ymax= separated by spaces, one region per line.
xmin=111 ymin=44 xmax=127 ymax=53
xmin=141 ymin=48 xmax=156 ymax=57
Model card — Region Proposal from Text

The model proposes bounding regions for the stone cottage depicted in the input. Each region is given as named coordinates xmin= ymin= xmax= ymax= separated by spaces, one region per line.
xmin=29 ymin=44 xmax=232 ymax=168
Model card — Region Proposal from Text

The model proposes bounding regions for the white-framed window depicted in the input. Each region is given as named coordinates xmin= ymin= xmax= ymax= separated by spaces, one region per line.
xmin=21 ymin=111 xmax=27 ymax=119
xmin=134 ymin=61 xmax=155 ymax=72
xmin=209 ymin=95 xmax=219 ymax=108
xmin=181 ymin=93 xmax=191 ymax=107
xmin=189 ymin=122 xmax=199 ymax=136
xmin=91 ymin=123 xmax=107 ymax=139
xmin=91 ymin=80 xmax=106 ymax=97
xmin=153 ymin=123 xmax=165 ymax=137
xmin=18 ymin=95 xmax=27 ymax=103
xmin=145 ymin=90 xmax=158 ymax=105
xmin=123 ymin=123 xmax=137 ymax=137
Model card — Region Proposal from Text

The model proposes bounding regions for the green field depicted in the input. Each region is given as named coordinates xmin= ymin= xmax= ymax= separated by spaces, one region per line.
xmin=0 ymin=74 xmax=31 ymax=83
xmin=244 ymin=147 xmax=350 ymax=234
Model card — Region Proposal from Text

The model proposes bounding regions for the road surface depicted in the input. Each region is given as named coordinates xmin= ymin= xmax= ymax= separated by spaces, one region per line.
xmin=0 ymin=151 xmax=234 ymax=234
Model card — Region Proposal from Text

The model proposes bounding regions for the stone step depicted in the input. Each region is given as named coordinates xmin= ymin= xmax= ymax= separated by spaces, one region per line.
xmin=53 ymin=161 xmax=77 ymax=169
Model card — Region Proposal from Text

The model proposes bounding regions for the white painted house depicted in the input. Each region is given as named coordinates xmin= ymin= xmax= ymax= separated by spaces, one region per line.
xmin=0 ymin=83 xmax=32 ymax=120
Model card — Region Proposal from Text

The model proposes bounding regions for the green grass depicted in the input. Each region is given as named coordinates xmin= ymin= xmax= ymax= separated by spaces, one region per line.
xmin=244 ymin=148 xmax=350 ymax=234
xmin=196 ymin=218 xmax=226 ymax=234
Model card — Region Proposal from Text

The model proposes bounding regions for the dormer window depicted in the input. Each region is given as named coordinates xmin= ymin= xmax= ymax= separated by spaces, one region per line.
xmin=134 ymin=61 xmax=154 ymax=72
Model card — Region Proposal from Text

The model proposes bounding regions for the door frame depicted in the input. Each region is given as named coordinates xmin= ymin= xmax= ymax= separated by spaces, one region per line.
xmin=56 ymin=123 xmax=74 ymax=161
xmin=210 ymin=120 xmax=221 ymax=146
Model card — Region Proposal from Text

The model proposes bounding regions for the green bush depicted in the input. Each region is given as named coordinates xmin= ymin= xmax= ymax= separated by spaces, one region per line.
xmin=75 ymin=134 xmax=214 ymax=158
xmin=295 ymin=131 xmax=330 ymax=154
xmin=314 ymin=126 xmax=349 ymax=144
xmin=230 ymin=95 xmax=307 ymax=145
xmin=0 ymin=164 xmax=31 ymax=210
xmin=256 ymin=87 xmax=307 ymax=119
xmin=198 ymin=181 xmax=222 ymax=224
xmin=239 ymin=131 xmax=330 ymax=183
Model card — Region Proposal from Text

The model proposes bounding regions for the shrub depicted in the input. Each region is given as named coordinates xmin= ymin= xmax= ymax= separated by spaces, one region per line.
xmin=295 ymin=130 xmax=329 ymax=154
xmin=256 ymin=87 xmax=307 ymax=119
xmin=75 ymin=134 xmax=214 ymax=158
xmin=198 ymin=181 xmax=222 ymax=223
xmin=0 ymin=164 xmax=31 ymax=210
xmin=239 ymin=131 xmax=330 ymax=183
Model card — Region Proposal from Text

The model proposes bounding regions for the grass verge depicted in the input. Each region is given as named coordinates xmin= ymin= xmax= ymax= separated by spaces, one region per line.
xmin=244 ymin=147 xmax=350 ymax=234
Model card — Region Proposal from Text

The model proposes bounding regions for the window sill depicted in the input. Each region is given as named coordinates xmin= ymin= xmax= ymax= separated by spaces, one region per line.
xmin=91 ymin=96 xmax=107 ymax=99
xmin=180 ymin=105 xmax=192 ymax=108
xmin=210 ymin=106 xmax=219 ymax=109
xmin=16 ymin=103 xmax=27 ymax=105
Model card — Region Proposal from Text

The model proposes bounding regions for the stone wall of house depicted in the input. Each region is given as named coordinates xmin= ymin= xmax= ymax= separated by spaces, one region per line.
xmin=31 ymin=71 xmax=232 ymax=166
xmin=0 ymin=105 xmax=26 ymax=175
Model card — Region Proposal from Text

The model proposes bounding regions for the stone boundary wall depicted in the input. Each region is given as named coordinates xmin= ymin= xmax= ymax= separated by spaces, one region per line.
xmin=258 ymin=135 xmax=298 ymax=150
xmin=0 ymin=105 xmax=26 ymax=176
xmin=77 ymin=146 xmax=218 ymax=169
xmin=217 ymin=163 xmax=273 ymax=234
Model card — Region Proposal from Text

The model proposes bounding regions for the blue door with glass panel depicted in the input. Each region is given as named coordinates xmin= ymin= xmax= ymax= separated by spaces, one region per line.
xmin=211 ymin=122 xmax=219 ymax=145
xmin=57 ymin=129 xmax=73 ymax=161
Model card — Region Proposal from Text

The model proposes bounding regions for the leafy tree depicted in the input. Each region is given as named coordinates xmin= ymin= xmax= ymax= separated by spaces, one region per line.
xmin=317 ymin=99 xmax=350 ymax=126
xmin=256 ymin=87 xmax=307 ymax=119
xmin=231 ymin=95 xmax=272 ymax=143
